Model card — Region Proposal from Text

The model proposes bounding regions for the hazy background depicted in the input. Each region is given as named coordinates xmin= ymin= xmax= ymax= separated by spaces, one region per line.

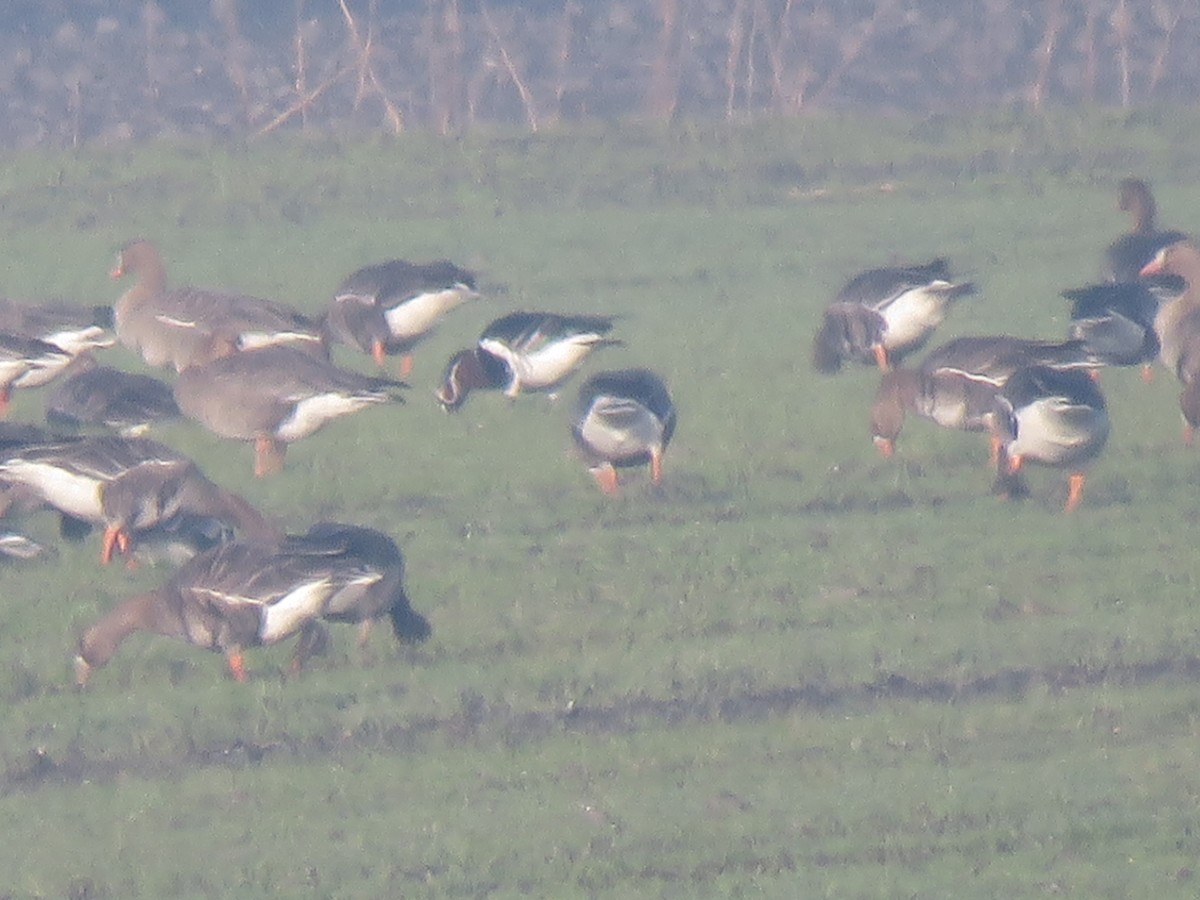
xmin=2 ymin=0 xmax=1196 ymax=147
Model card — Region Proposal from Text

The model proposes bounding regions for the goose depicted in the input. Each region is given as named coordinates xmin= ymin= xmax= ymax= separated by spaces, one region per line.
xmin=74 ymin=522 xmax=431 ymax=685
xmin=571 ymin=368 xmax=676 ymax=494
xmin=0 ymin=435 xmax=274 ymax=563
xmin=110 ymin=238 xmax=326 ymax=372
xmin=436 ymin=312 xmax=619 ymax=410
xmin=0 ymin=298 xmax=114 ymax=357
xmin=813 ymin=259 xmax=976 ymax=373
xmin=325 ymin=258 xmax=479 ymax=375
xmin=1104 ymin=178 xmax=1187 ymax=283
xmin=990 ymin=366 xmax=1110 ymax=512
xmin=45 ymin=354 xmax=180 ymax=436
xmin=1140 ymin=241 xmax=1200 ymax=442
xmin=172 ymin=346 xmax=405 ymax=476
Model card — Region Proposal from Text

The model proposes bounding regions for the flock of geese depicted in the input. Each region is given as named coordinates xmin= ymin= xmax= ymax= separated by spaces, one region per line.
xmin=813 ymin=177 xmax=1193 ymax=513
xmin=3 ymin=176 xmax=1185 ymax=687
xmin=0 ymin=238 xmax=677 ymax=686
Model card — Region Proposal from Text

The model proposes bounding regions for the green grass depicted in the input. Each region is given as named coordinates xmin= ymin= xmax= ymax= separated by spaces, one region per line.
xmin=3 ymin=110 xmax=1200 ymax=896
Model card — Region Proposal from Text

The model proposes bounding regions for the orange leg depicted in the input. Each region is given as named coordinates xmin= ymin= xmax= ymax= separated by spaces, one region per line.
xmin=590 ymin=465 xmax=620 ymax=495
xmin=226 ymin=650 xmax=248 ymax=682
xmin=1007 ymin=453 xmax=1024 ymax=475
xmin=397 ymin=354 xmax=414 ymax=379
xmin=1141 ymin=364 xmax=1154 ymax=384
xmin=875 ymin=437 xmax=895 ymax=459
xmin=100 ymin=525 xmax=131 ymax=565
xmin=372 ymin=338 xmax=387 ymax=368
xmin=1064 ymin=472 xmax=1086 ymax=513
xmin=649 ymin=447 xmax=664 ymax=484
xmin=988 ymin=434 xmax=1002 ymax=468
xmin=254 ymin=436 xmax=287 ymax=477
xmin=872 ymin=344 xmax=891 ymax=372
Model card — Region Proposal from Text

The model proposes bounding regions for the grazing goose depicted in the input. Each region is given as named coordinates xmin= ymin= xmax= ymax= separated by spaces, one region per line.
xmin=74 ymin=522 xmax=432 ymax=686
xmin=1140 ymin=241 xmax=1200 ymax=441
xmin=437 ymin=312 xmax=619 ymax=410
xmin=870 ymin=368 xmax=1003 ymax=460
xmin=173 ymin=346 xmax=405 ymax=476
xmin=990 ymin=366 xmax=1110 ymax=512
xmin=0 ymin=435 xmax=188 ymax=527
xmin=1104 ymin=178 xmax=1187 ymax=283
xmin=98 ymin=458 xmax=281 ymax=565
xmin=326 ymin=259 xmax=479 ymax=375
xmin=571 ymin=368 xmax=676 ymax=494
xmin=45 ymin=354 xmax=180 ymax=436
xmin=872 ymin=336 xmax=1104 ymax=460
xmin=813 ymin=259 xmax=976 ymax=373
xmin=0 ymin=435 xmax=274 ymax=563
xmin=110 ymin=238 xmax=326 ymax=372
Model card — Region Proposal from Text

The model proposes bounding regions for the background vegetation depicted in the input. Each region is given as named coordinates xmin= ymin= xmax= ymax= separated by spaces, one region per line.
xmin=1 ymin=109 xmax=1200 ymax=896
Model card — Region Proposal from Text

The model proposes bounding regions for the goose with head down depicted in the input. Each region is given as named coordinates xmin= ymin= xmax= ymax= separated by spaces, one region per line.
xmin=436 ymin=312 xmax=620 ymax=411
xmin=325 ymin=258 xmax=479 ymax=376
xmin=110 ymin=238 xmax=326 ymax=373
xmin=571 ymin=368 xmax=676 ymax=494
xmin=74 ymin=522 xmax=431 ymax=686
xmin=871 ymin=335 xmax=1102 ymax=460
xmin=0 ymin=434 xmax=276 ymax=564
xmin=173 ymin=345 xmax=406 ymax=476
xmin=813 ymin=258 xmax=976 ymax=373
xmin=990 ymin=366 xmax=1110 ymax=513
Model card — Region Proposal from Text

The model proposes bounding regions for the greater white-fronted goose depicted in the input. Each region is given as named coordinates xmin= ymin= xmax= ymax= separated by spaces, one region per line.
xmin=571 ymin=368 xmax=676 ymax=494
xmin=98 ymin=458 xmax=281 ymax=565
xmin=45 ymin=354 xmax=180 ymax=436
xmin=870 ymin=368 xmax=1003 ymax=460
xmin=0 ymin=298 xmax=115 ymax=357
xmin=0 ymin=333 xmax=76 ymax=414
xmin=437 ymin=312 xmax=619 ymax=411
xmin=325 ymin=259 xmax=479 ymax=375
xmin=1104 ymin=178 xmax=1187 ymax=283
xmin=110 ymin=238 xmax=326 ymax=372
xmin=918 ymin=335 xmax=1100 ymax=385
xmin=0 ymin=435 xmax=273 ymax=563
xmin=1062 ymin=280 xmax=1173 ymax=372
xmin=813 ymin=259 xmax=976 ymax=373
xmin=990 ymin=366 xmax=1110 ymax=512
xmin=872 ymin=336 xmax=1102 ymax=460
xmin=74 ymin=522 xmax=431 ymax=685
xmin=173 ymin=346 xmax=405 ymax=475
xmin=1140 ymin=241 xmax=1200 ymax=441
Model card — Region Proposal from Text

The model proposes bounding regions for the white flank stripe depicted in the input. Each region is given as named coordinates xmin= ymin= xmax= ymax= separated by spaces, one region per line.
xmin=259 ymin=578 xmax=334 ymax=643
xmin=384 ymin=289 xmax=471 ymax=339
xmin=154 ymin=314 xmax=201 ymax=329
xmin=275 ymin=392 xmax=385 ymax=442
xmin=0 ymin=461 xmax=103 ymax=520
xmin=239 ymin=331 xmax=322 ymax=350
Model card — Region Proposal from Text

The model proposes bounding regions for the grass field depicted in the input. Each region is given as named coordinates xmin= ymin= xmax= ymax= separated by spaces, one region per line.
xmin=2 ymin=109 xmax=1200 ymax=897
